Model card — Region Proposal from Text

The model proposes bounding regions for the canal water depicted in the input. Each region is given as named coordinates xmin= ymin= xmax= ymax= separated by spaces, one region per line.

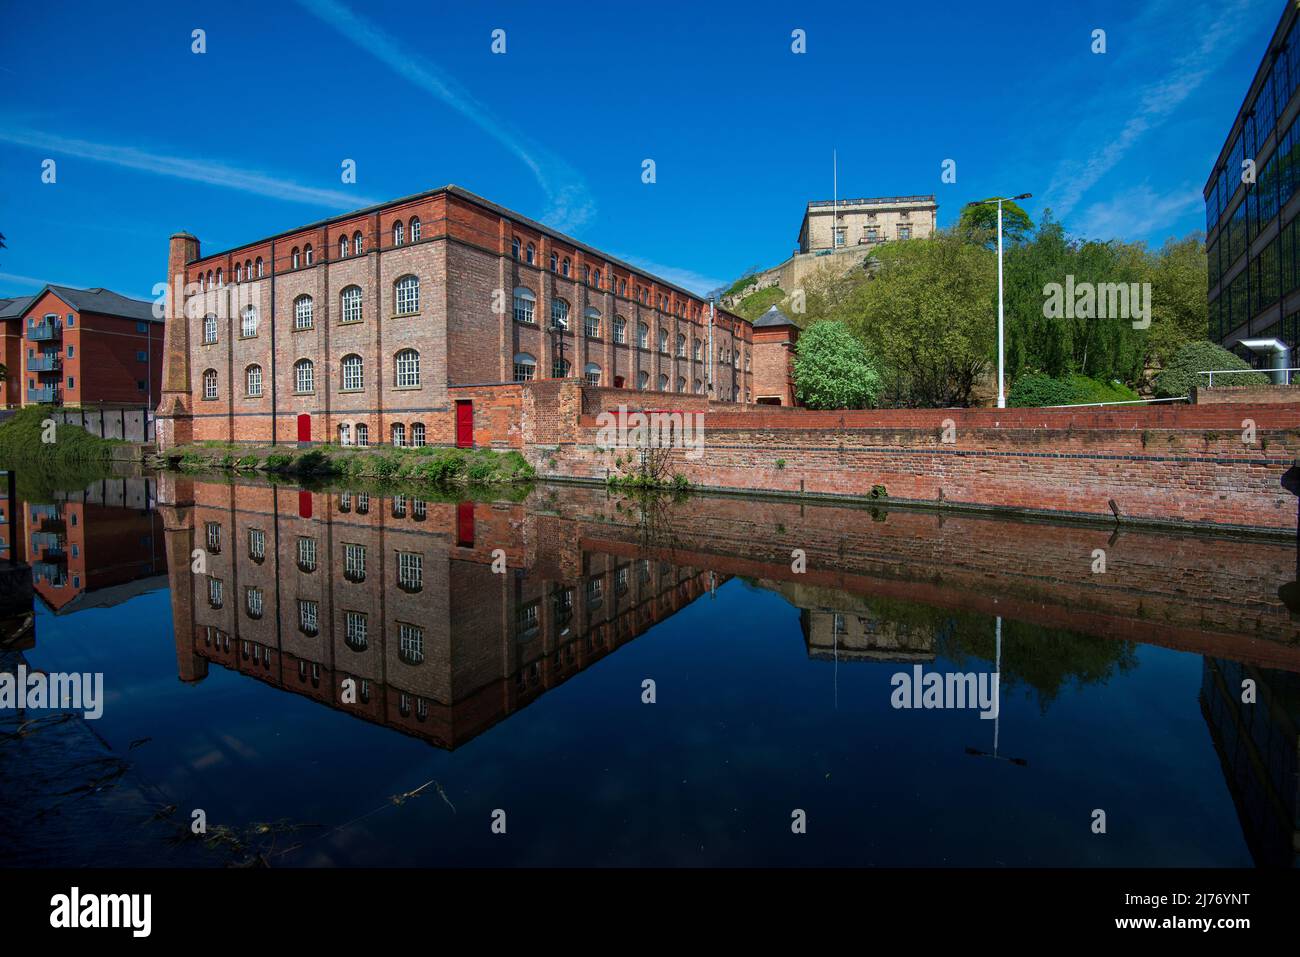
xmin=2 ymin=472 xmax=1297 ymax=867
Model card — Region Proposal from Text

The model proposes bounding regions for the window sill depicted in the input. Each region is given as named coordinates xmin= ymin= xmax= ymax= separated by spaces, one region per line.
xmin=292 ymin=325 xmax=315 ymax=332
xmin=391 ymin=312 xmax=419 ymax=320
xmin=338 ymin=388 xmax=364 ymax=394
xmin=293 ymin=390 xmax=315 ymax=396
xmin=392 ymin=384 xmax=423 ymax=391
xmin=338 ymin=320 xmax=364 ymax=326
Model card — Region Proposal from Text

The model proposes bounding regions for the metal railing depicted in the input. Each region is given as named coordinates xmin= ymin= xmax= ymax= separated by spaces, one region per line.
xmin=26 ymin=320 xmax=61 ymax=341
xmin=808 ymin=195 xmax=935 ymax=209
xmin=26 ymin=355 xmax=60 ymax=372
xmin=1198 ymin=367 xmax=1300 ymax=387
xmin=26 ymin=386 xmax=59 ymax=403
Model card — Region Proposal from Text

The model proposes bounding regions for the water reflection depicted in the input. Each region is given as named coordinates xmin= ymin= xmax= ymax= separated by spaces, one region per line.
xmin=6 ymin=472 xmax=1300 ymax=866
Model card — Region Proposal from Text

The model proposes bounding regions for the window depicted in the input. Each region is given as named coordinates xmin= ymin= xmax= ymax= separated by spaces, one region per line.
xmin=638 ymin=370 xmax=649 ymax=389
xmin=297 ymin=536 xmax=317 ymax=572
xmin=395 ymin=349 xmax=420 ymax=387
xmin=613 ymin=317 xmax=627 ymax=343
xmin=294 ymin=359 xmax=314 ymax=394
xmin=398 ymin=552 xmax=423 ymax=591
xmin=67 ymin=345 xmax=74 ymax=359
xmin=215 ymin=268 xmax=223 ymax=285
xmin=693 ymin=339 xmax=701 ymax=360
xmin=562 ymin=257 xmax=571 ymax=276
xmin=355 ymin=423 xmax=369 ymax=446
xmin=552 ymin=357 xmax=571 ymax=378
xmin=637 ymin=322 xmax=649 ymax=348
xmin=659 ymin=329 xmax=669 ymax=353
xmin=203 ymin=314 xmax=217 ymax=344
xmin=677 ymin=376 xmax=686 ymax=392
xmin=513 ymin=352 xmax=536 ymax=382
xmin=676 ymin=333 xmax=686 ymax=357
xmin=584 ymin=308 xmax=600 ymax=338
xmin=292 ymin=247 xmax=300 ymax=269
xmin=136 ymin=350 xmax=147 ymax=362
xmin=898 ymin=226 xmax=911 ymax=240
xmin=341 ymin=354 xmax=363 ymax=391
xmin=659 ymin=373 xmax=669 ymax=391
xmin=245 ymin=364 xmax=263 ymax=397
xmin=391 ymin=423 xmax=406 ymax=447
xmin=248 ymin=528 xmax=266 ymax=561
xmin=516 ymin=600 xmax=540 ymax=640
xmin=593 ymin=269 xmax=601 ymax=287
xmin=294 ymin=295 xmax=314 ymax=329
xmin=67 ymin=376 xmax=74 ymax=390
xmin=393 ymin=220 xmax=405 ymax=246
xmin=255 ymin=257 xmax=264 ymax=278
xmin=208 ymin=577 xmax=224 ymax=608
xmin=338 ymin=423 xmax=351 ymax=446
xmin=245 ymin=586 xmax=263 ymax=618
xmin=551 ymin=298 xmax=570 ymax=330
xmin=345 ymin=612 xmax=368 ymax=651
xmin=344 ymin=543 xmax=366 ymax=582
xmin=202 ymin=369 xmax=218 ymax=400
xmin=409 ymin=218 xmax=420 ymax=242
xmin=299 ymin=600 xmax=319 ymax=635
xmin=241 ymin=305 xmax=258 ymax=338
xmin=340 ymin=285 xmax=362 ymax=323
xmin=205 ymin=522 xmax=222 ymax=552
xmin=411 ymin=422 xmax=426 ymax=446
xmin=582 ymin=265 xmax=590 ymax=284
xmin=525 ymin=242 xmax=535 ymax=264
xmin=353 ymin=231 xmax=363 ymax=255
xmin=339 ymin=236 xmax=349 ymax=257
xmin=584 ymin=362 xmax=601 ymax=386
xmin=304 ymin=244 xmax=314 ymax=265
xmin=399 ymin=623 xmax=424 ymax=664
xmin=511 ymin=237 xmax=521 ymax=259
xmin=235 ymin=264 xmax=243 ymax=283
xmin=620 ymin=279 xmax=627 ymax=296
xmin=694 ymin=379 xmax=703 ymax=394
xmin=395 ymin=275 xmax=419 ymax=315
xmin=513 ymin=287 xmax=536 ymax=324
xmin=550 ymin=252 xmax=558 ymax=271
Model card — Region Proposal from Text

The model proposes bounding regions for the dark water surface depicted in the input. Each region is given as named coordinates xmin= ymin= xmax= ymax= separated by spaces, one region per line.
xmin=2 ymin=473 xmax=1298 ymax=867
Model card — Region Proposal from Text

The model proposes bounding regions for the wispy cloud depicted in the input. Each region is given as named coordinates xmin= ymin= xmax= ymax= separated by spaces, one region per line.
xmin=0 ymin=126 xmax=381 ymax=208
xmin=1043 ymin=0 xmax=1260 ymax=221
xmin=611 ymin=252 xmax=726 ymax=297
xmin=1074 ymin=183 xmax=1203 ymax=242
xmin=295 ymin=0 xmax=595 ymax=232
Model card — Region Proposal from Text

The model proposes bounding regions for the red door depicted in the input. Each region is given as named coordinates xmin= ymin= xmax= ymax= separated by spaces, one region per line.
xmin=455 ymin=400 xmax=473 ymax=448
xmin=297 ymin=413 xmax=311 ymax=443
xmin=298 ymin=490 xmax=313 ymax=519
xmin=456 ymin=501 xmax=475 ymax=547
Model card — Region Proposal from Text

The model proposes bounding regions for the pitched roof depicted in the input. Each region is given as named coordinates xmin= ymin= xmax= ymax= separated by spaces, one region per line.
xmin=0 ymin=295 xmax=34 ymax=319
xmin=754 ymin=305 xmax=798 ymax=328
xmin=23 ymin=285 xmax=159 ymax=323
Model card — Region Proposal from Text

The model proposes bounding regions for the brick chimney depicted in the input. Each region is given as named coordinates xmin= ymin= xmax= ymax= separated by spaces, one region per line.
xmin=157 ymin=231 xmax=198 ymax=450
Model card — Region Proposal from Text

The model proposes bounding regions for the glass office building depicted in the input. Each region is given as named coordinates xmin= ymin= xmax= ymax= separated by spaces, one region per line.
xmin=1206 ymin=1 xmax=1300 ymax=367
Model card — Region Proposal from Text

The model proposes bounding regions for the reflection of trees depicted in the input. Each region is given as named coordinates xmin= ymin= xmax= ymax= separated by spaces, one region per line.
xmin=610 ymin=487 xmax=691 ymax=555
xmin=864 ymin=595 xmax=1138 ymax=711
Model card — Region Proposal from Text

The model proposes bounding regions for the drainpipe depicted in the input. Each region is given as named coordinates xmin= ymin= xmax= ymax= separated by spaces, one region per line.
xmin=269 ymin=238 xmax=278 ymax=445
xmin=708 ymin=297 xmax=715 ymax=397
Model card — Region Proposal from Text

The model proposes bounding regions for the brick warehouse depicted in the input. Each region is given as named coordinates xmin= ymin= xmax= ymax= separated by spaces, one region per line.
xmin=158 ymin=185 xmax=757 ymax=449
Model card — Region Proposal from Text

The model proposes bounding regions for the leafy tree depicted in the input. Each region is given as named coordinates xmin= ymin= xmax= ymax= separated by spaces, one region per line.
xmin=792 ymin=320 xmax=881 ymax=409
xmin=1154 ymin=341 xmax=1270 ymax=397
xmin=957 ymin=199 xmax=1034 ymax=247
xmin=1145 ymin=234 xmax=1209 ymax=368
xmin=847 ymin=231 xmax=996 ymax=407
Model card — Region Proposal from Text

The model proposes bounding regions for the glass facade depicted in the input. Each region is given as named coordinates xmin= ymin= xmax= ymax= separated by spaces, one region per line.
xmin=1207 ymin=5 xmax=1300 ymax=366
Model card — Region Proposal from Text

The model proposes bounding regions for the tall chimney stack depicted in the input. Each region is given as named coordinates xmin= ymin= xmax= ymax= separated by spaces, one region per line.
xmin=157 ymin=231 xmax=198 ymax=450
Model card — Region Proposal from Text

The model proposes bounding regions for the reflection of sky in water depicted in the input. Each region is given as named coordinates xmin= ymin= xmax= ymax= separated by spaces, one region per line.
xmin=23 ymin=547 xmax=1257 ymax=868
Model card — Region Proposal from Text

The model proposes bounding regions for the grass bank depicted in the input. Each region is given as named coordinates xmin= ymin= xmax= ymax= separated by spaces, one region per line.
xmin=156 ymin=442 xmax=536 ymax=486
xmin=0 ymin=406 xmax=120 ymax=498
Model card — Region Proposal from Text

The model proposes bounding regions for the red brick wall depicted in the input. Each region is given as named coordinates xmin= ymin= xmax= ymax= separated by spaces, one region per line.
xmin=1193 ymin=384 xmax=1300 ymax=404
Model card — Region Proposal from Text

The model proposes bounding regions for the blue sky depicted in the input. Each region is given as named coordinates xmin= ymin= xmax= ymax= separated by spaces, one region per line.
xmin=0 ymin=0 xmax=1283 ymax=300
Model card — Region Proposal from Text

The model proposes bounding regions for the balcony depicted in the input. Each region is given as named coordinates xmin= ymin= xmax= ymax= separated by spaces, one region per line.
xmin=31 ymin=531 xmax=64 ymax=550
xmin=27 ymin=386 xmax=60 ymax=404
xmin=26 ymin=355 xmax=61 ymax=372
xmin=33 ymin=560 xmax=67 ymax=586
xmin=26 ymin=320 xmax=61 ymax=341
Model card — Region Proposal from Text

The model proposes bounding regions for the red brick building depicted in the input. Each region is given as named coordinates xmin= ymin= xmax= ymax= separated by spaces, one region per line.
xmin=751 ymin=305 xmax=801 ymax=405
xmin=159 ymin=186 xmax=757 ymax=448
xmin=0 ymin=286 xmax=163 ymax=409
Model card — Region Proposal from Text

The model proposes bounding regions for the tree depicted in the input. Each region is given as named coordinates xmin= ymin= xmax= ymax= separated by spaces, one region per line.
xmin=1154 ymin=341 xmax=1270 ymax=398
xmin=792 ymin=320 xmax=881 ymax=409
xmin=957 ymin=200 xmax=1034 ymax=247
xmin=847 ymin=231 xmax=997 ymax=407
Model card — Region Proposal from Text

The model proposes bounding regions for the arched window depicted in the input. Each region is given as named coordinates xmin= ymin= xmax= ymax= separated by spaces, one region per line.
xmin=549 ymin=252 xmax=558 ymax=272
xmin=694 ymin=379 xmax=704 ymax=394
xmin=411 ymin=422 xmax=426 ymax=447
xmin=245 ymin=259 xmax=252 ymax=279
xmin=391 ymin=423 xmax=406 ymax=447
xmin=340 ymin=285 xmax=362 ymax=323
xmin=353 ymin=231 xmax=363 ymax=255
xmin=583 ymin=307 xmax=600 ymax=338
xmin=659 ymin=374 xmax=669 ymax=391
xmin=255 ymin=257 xmax=264 ymax=278
xmin=202 ymin=369 xmax=218 ymax=399
xmin=339 ymin=235 xmax=349 ymax=258
xmin=202 ymin=314 xmax=217 ymax=344
xmin=409 ymin=218 xmax=420 ymax=241
xmin=613 ymin=316 xmax=627 ymax=343
xmin=394 ymin=348 xmax=420 ymax=387
xmin=512 ymin=287 xmax=536 ymax=324
xmin=235 ymin=263 xmax=243 ymax=283
xmin=241 ymin=305 xmax=258 ymax=338
xmin=304 ymin=244 xmax=314 ymax=265
xmin=215 ymin=268 xmax=223 ymax=286
xmin=340 ymin=354 xmax=363 ymax=391
xmin=676 ymin=333 xmax=686 ymax=357
xmin=637 ymin=322 xmax=649 ymax=348
xmin=658 ymin=328 xmax=669 ymax=353
xmin=619 ymin=279 xmax=627 ymax=296
xmin=584 ymin=362 xmax=601 ymax=386
xmin=693 ymin=339 xmax=702 ymax=360
xmin=561 ymin=257 xmax=570 ymax=276
xmin=552 ymin=357 xmax=571 ymax=378
xmin=356 ymin=423 xmax=369 ymax=447
xmin=593 ymin=269 xmax=601 ymax=287
xmin=677 ymin=376 xmax=686 ymax=393
xmin=582 ymin=265 xmax=590 ymax=284
xmin=294 ymin=295 xmax=313 ymax=330
xmin=245 ymin=364 xmax=263 ymax=397
xmin=294 ymin=359 xmax=315 ymax=394
xmin=637 ymin=370 xmax=649 ymax=390
xmin=526 ymin=242 xmax=535 ymax=264
xmin=513 ymin=352 xmax=536 ymax=382
xmin=206 ymin=269 xmax=213 ymax=288
xmin=394 ymin=275 xmax=419 ymax=315
xmin=551 ymin=298 xmax=569 ymax=330
xmin=393 ymin=220 xmax=405 ymax=246
xmin=291 ymin=247 xmax=300 ymax=269
xmin=338 ymin=423 xmax=351 ymax=445
xmin=511 ymin=237 xmax=521 ymax=259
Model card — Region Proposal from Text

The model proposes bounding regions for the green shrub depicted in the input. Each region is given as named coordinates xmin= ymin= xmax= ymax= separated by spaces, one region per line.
xmin=1155 ymin=341 xmax=1271 ymax=398
xmin=1008 ymin=373 xmax=1077 ymax=407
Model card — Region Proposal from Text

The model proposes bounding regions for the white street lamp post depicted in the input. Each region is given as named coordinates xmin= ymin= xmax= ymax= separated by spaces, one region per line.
xmin=966 ymin=193 xmax=1032 ymax=409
